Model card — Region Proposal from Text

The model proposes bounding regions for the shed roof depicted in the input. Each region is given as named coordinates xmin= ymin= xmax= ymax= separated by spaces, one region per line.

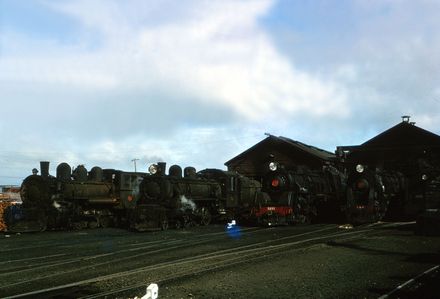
xmin=225 ymin=135 xmax=335 ymax=167
xmin=361 ymin=121 xmax=440 ymax=148
xmin=336 ymin=121 xmax=440 ymax=169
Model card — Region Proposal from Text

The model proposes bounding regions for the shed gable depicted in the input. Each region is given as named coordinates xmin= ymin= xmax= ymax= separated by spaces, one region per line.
xmin=225 ymin=135 xmax=335 ymax=178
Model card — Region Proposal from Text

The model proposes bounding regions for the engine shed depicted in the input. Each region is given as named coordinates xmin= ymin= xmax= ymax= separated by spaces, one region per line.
xmin=224 ymin=135 xmax=336 ymax=181
xmin=336 ymin=116 xmax=440 ymax=176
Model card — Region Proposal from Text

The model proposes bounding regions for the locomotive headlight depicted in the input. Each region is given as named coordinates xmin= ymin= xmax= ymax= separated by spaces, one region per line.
xmin=269 ymin=162 xmax=278 ymax=171
xmin=355 ymin=164 xmax=364 ymax=173
xmin=148 ymin=164 xmax=158 ymax=175
xmin=422 ymin=174 xmax=428 ymax=181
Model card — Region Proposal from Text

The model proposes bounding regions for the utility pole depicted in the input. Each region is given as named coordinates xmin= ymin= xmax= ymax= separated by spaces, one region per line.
xmin=131 ymin=158 xmax=139 ymax=172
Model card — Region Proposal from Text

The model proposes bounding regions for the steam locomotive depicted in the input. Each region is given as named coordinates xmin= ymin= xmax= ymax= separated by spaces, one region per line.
xmin=17 ymin=161 xmax=145 ymax=231
xmin=15 ymin=158 xmax=420 ymax=233
xmin=130 ymin=162 xmax=262 ymax=231
xmin=345 ymin=164 xmax=406 ymax=223
xmin=258 ymin=162 xmax=347 ymax=225
xmin=344 ymin=160 xmax=440 ymax=225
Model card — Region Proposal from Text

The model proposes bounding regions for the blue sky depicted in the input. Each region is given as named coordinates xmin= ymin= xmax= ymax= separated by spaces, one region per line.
xmin=1 ymin=0 xmax=439 ymax=185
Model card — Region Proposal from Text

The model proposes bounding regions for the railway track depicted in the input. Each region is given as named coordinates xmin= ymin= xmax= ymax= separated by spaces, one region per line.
xmin=0 ymin=226 xmax=266 ymax=276
xmin=1 ymin=222 xmax=403 ymax=298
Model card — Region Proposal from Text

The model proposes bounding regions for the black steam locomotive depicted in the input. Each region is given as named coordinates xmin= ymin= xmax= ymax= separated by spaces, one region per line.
xmin=258 ymin=162 xmax=346 ymax=225
xmin=344 ymin=160 xmax=440 ymax=225
xmin=130 ymin=162 xmax=262 ymax=231
xmin=18 ymin=161 xmax=145 ymax=231
xmin=15 ymin=159 xmax=414 ymax=233
xmin=345 ymin=164 xmax=406 ymax=223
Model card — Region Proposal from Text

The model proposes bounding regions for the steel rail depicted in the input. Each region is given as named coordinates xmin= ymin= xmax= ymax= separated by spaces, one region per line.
xmin=0 ymin=226 xmax=270 ymax=280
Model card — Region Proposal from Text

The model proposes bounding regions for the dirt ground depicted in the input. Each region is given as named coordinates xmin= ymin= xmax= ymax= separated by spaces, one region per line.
xmin=157 ymin=224 xmax=440 ymax=299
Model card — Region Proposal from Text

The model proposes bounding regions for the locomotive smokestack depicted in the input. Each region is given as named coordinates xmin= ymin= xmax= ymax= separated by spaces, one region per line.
xmin=40 ymin=161 xmax=50 ymax=177
xmin=157 ymin=162 xmax=166 ymax=175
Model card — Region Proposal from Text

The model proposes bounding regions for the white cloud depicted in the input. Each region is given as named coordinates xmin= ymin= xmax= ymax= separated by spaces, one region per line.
xmin=133 ymin=0 xmax=350 ymax=120
xmin=1 ymin=0 xmax=349 ymax=121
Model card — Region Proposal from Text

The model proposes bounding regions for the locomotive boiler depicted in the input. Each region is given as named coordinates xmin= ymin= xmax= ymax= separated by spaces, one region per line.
xmin=130 ymin=162 xmax=262 ymax=231
xmin=19 ymin=161 xmax=145 ymax=231
xmin=259 ymin=162 xmax=346 ymax=226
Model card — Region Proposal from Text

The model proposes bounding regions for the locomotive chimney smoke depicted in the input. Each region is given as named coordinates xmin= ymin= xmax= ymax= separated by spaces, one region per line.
xmin=40 ymin=161 xmax=50 ymax=177
xmin=180 ymin=195 xmax=196 ymax=211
